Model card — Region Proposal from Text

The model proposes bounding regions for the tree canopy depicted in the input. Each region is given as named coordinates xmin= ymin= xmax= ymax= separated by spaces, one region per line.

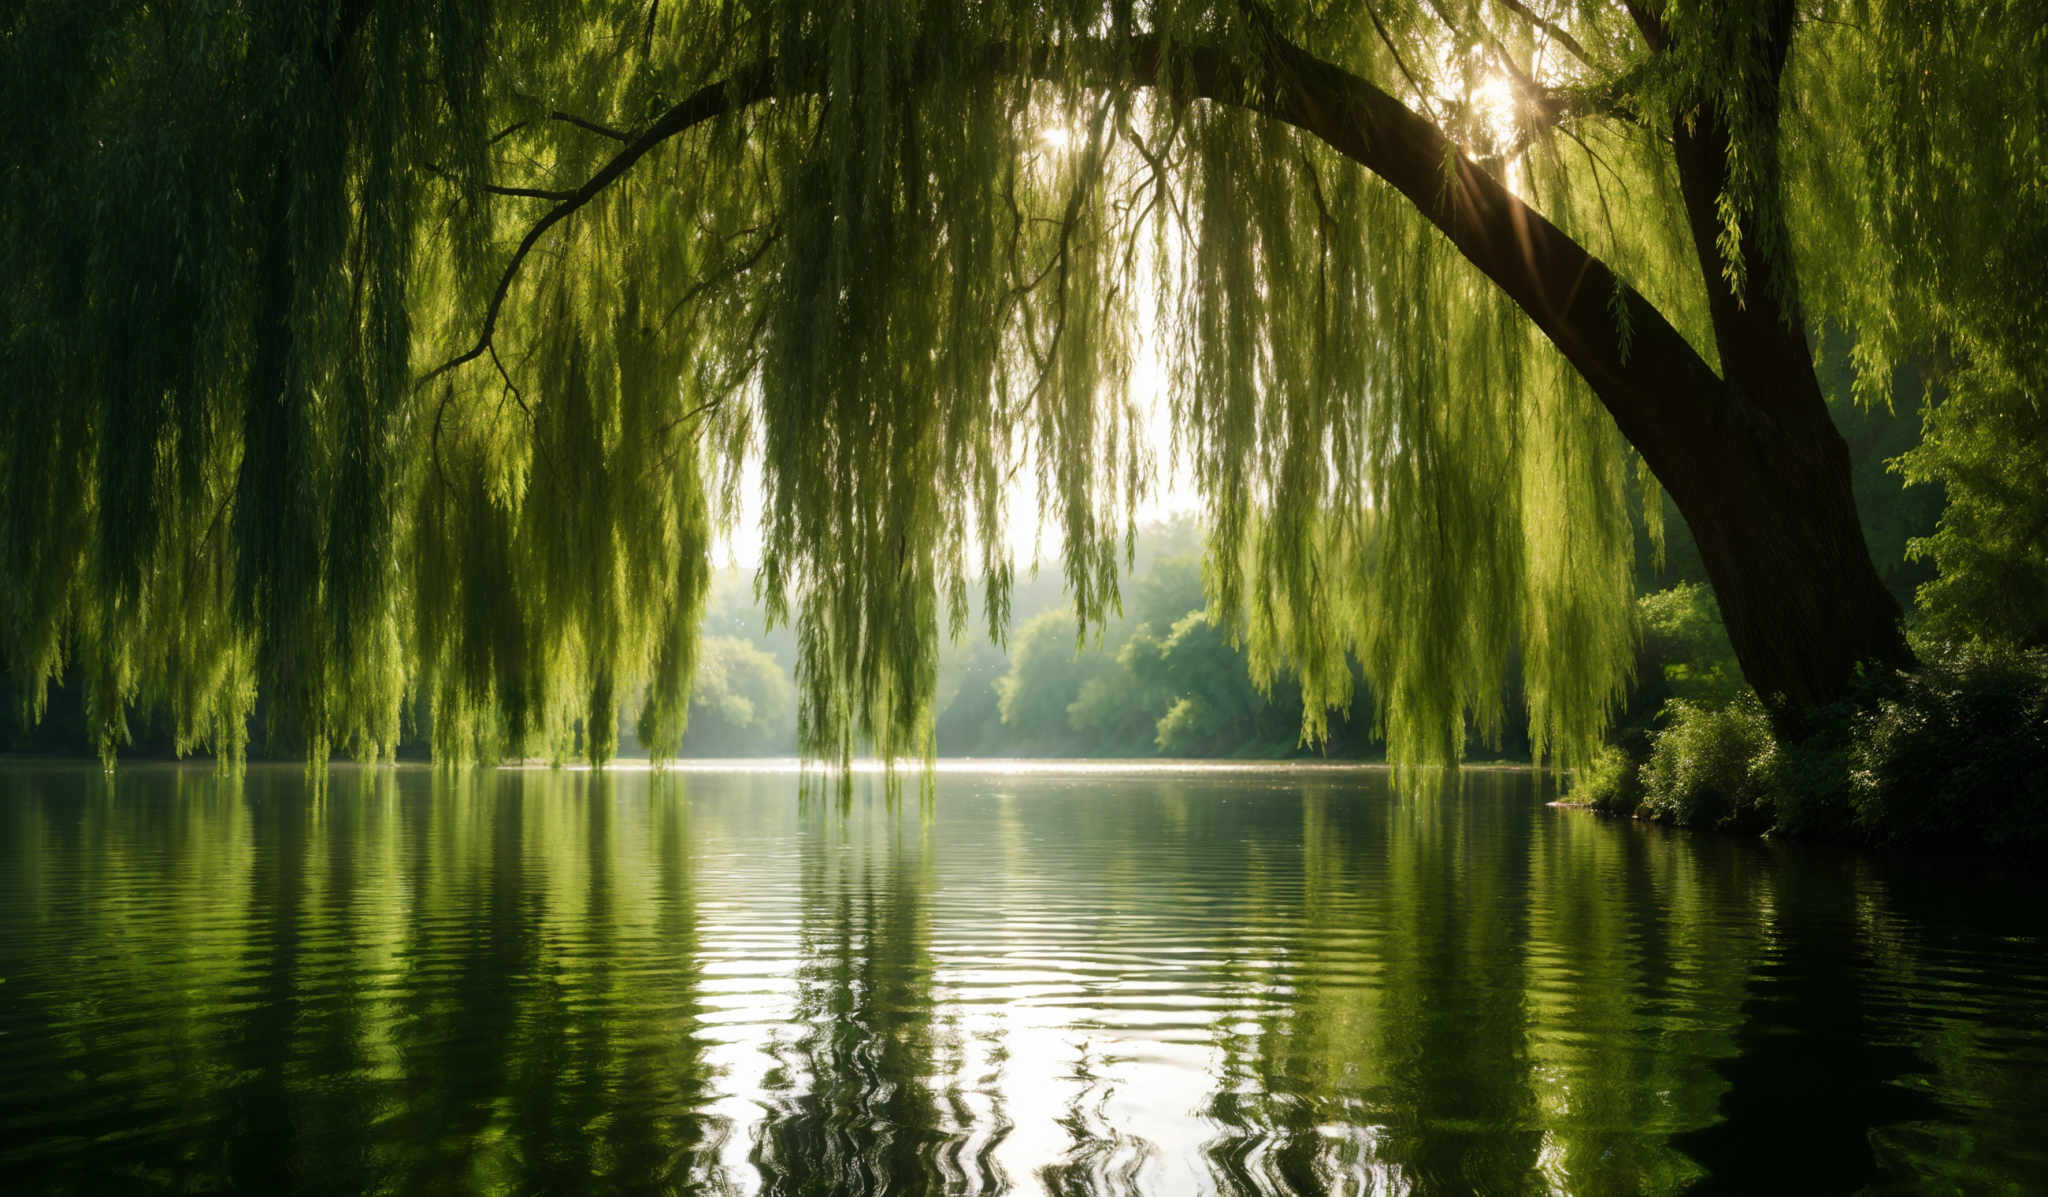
xmin=2 ymin=0 xmax=2041 ymax=770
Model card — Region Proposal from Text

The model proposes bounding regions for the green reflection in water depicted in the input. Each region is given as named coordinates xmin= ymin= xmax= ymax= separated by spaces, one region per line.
xmin=2 ymin=762 xmax=2044 ymax=1195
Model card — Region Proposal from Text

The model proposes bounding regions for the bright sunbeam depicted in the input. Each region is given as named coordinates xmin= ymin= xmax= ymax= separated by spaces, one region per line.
xmin=1471 ymin=72 xmax=1519 ymax=151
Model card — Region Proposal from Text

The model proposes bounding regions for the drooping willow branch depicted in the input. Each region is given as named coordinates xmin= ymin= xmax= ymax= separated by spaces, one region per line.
xmin=422 ymin=27 xmax=1732 ymax=480
xmin=419 ymin=57 xmax=791 ymax=387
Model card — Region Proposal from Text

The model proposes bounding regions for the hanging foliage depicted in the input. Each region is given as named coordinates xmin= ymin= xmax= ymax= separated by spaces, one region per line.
xmin=1 ymin=0 xmax=2038 ymax=771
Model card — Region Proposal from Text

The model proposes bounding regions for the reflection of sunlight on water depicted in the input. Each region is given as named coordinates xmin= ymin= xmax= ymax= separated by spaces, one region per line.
xmin=5 ymin=762 xmax=2046 ymax=1194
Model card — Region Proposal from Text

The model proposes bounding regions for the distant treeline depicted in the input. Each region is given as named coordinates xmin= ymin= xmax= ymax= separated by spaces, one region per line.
xmin=617 ymin=516 xmax=1533 ymax=762
xmin=931 ymin=524 xmax=1390 ymax=759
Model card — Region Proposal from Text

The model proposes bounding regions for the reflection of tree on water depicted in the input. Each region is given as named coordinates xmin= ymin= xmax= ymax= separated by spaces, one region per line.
xmin=1520 ymin=808 xmax=1707 ymax=1195
xmin=1370 ymin=773 xmax=1545 ymax=1192
xmin=500 ymin=770 xmax=675 ymax=1190
xmin=1040 ymin=1042 xmax=1153 ymax=1197
xmin=1190 ymin=784 xmax=1313 ymax=1193
xmin=376 ymin=769 xmax=733 ymax=1191
xmin=1201 ymin=783 xmax=1386 ymax=1196
xmin=1861 ymin=859 xmax=2048 ymax=1184
xmin=216 ymin=768 xmax=416 ymax=1194
xmin=388 ymin=767 xmax=539 ymax=1190
xmin=7 ymin=765 xmax=2046 ymax=1194
xmin=752 ymin=792 xmax=982 ymax=1195
xmin=1511 ymin=791 xmax=1767 ymax=1195
xmin=1193 ymin=775 xmax=1546 ymax=1195
xmin=216 ymin=767 xmax=311 ymax=1193
xmin=642 ymin=772 xmax=735 ymax=1186
xmin=1 ymin=766 xmax=733 ymax=1194
xmin=1672 ymin=850 xmax=1942 ymax=1195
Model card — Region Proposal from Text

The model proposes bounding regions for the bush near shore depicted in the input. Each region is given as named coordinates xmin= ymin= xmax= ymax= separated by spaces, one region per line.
xmin=1576 ymin=638 xmax=2048 ymax=852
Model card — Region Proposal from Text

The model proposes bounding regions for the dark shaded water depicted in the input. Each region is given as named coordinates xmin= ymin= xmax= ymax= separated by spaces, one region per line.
xmin=1 ymin=762 xmax=2044 ymax=1195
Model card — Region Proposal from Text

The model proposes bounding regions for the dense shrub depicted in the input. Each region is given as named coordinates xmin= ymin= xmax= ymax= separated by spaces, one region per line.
xmin=1579 ymin=643 xmax=2048 ymax=851
xmin=1849 ymin=644 xmax=2048 ymax=847
xmin=1591 ymin=585 xmax=1746 ymax=804
xmin=1572 ymin=744 xmax=1643 ymax=815
xmin=1570 ymin=583 xmax=1747 ymax=818
xmin=1638 ymin=696 xmax=1778 ymax=830
xmin=1753 ymin=725 xmax=1856 ymax=838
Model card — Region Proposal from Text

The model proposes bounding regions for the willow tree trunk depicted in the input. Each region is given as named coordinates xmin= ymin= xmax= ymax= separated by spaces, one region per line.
xmin=1651 ymin=371 xmax=1911 ymax=723
xmin=1210 ymin=19 xmax=1915 ymax=728
xmin=1648 ymin=0 xmax=1914 ymax=725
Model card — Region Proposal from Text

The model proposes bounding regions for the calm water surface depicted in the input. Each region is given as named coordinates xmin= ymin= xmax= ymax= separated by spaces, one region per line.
xmin=2 ymin=762 xmax=2044 ymax=1195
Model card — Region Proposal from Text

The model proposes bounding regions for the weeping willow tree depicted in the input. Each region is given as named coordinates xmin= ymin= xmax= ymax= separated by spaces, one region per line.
xmin=1 ymin=1 xmax=2039 ymax=770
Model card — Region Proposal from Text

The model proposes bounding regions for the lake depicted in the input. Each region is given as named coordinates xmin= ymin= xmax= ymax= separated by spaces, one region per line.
xmin=2 ymin=761 xmax=2043 ymax=1194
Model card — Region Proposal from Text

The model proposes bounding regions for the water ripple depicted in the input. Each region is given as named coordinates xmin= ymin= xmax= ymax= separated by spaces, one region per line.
xmin=2 ymin=762 xmax=2045 ymax=1194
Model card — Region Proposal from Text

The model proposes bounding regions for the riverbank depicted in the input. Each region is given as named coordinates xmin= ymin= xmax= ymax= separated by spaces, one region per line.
xmin=1571 ymin=642 xmax=2048 ymax=853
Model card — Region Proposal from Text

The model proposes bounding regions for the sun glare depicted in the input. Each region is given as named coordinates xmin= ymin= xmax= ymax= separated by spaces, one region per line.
xmin=1472 ymin=72 xmax=1519 ymax=150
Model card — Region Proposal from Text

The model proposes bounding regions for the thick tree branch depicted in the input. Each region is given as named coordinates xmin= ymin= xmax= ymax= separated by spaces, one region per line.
xmin=423 ymin=28 xmax=1730 ymax=474
xmin=1120 ymin=33 xmax=1729 ymax=464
